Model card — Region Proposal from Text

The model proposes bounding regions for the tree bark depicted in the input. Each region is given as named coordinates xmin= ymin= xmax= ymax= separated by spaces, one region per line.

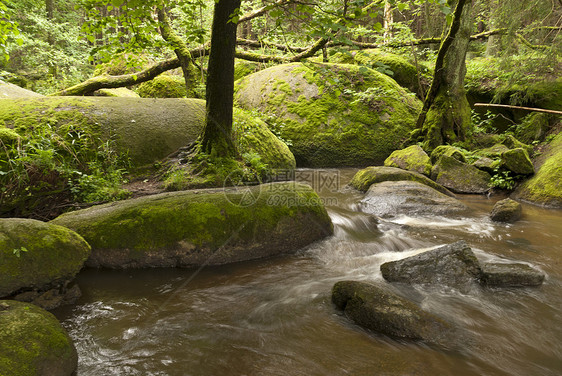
xmin=157 ymin=4 xmax=199 ymax=98
xmin=414 ymin=0 xmax=473 ymax=151
xmin=200 ymin=0 xmax=241 ymax=157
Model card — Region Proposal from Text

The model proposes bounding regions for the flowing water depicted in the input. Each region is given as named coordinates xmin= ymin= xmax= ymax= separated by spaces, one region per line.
xmin=53 ymin=169 xmax=562 ymax=376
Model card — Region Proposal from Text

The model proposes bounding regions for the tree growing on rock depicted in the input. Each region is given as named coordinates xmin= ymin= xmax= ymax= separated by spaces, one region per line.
xmin=413 ymin=0 xmax=473 ymax=151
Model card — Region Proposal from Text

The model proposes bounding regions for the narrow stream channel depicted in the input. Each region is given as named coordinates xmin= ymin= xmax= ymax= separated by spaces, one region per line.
xmin=53 ymin=169 xmax=562 ymax=376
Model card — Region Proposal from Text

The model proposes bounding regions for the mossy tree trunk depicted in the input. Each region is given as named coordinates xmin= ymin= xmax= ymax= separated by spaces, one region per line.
xmin=200 ymin=0 xmax=241 ymax=158
xmin=157 ymin=3 xmax=199 ymax=98
xmin=415 ymin=0 xmax=473 ymax=151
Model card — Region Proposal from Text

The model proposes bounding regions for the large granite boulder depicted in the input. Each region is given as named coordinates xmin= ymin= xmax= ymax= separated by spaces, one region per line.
xmin=490 ymin=198 xmax=522 ymax=223
xmin=380 ymin=241 xmax=481 ymax=291
xmin=235 ymin=62 xmax=422 ymax=167
xmin=511 ymin=132 xmax=562 ymax=208
xmin=431 ymin=156 xmax=491 ymax=194
xmin=0 ymin=219 xmax=90 ymax=309
xmin=332 ymin=281 xmax=454 ymax=346
xmin=349 ymin=166 xmax=454 ymax=196
xmin=0 ymin=97 xmax=294 ymax=170
xmin=51 ymin=182 xmax=333 ymax=268
xmin=359 ymin=181 xmax=468 ymax=218
xmin=0 ymin=300 xmax=77 ymax=376
xmin=383 ymin=145 xmax=432 ymax=176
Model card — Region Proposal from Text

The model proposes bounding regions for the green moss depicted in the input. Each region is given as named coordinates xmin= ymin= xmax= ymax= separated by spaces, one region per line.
xmin=0 ymin=219 xmax=90 ymax=297
xmin=94 ymin=87 xmax=140 ymax=97
xmin=0 ymin=127 xmax=20 ymax=145
xmin=430 ymin=145 xmax=467 ymax=164
xmin=431 ymin=155 xmax=491 ymax=194
xmin=384 ymin=145 xmax=432 ymax=176
xmin=234 ymin=60 xmax=261 ymax=81
xmin=512 ymin=112 xmax=550 ymax=144
xmin=349 ymin=166 xmax=453 ymax=196
xmin=512 ymin=132 xmax=562 ymax=207
xmin=0 ymin=300 xmax=77 ymax=376
xmin=500 ymin=134 xmax=533 ymax=155
xmin=51 ymin=182 xmax=333 ymax=268
xmin=501 ymin=148 xmax=534 ymax=175
xmin=136 ymin=74 xmax=187 ymax=98
xmin=93 ymin=53 xmax=151 ymax=76
xmin=235 ymin=63 xmax=422 ymax=167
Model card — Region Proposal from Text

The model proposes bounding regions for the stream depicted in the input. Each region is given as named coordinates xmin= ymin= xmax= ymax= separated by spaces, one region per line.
xmin=53 ymin=168 xmax=562 ymax=376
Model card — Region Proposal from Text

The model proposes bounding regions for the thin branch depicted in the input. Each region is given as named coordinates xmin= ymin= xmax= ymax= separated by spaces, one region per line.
xmin=474 ymin=103 xmax=562 ymax=115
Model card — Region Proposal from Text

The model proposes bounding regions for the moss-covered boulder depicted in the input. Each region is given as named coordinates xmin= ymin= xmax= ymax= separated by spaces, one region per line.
xmin=1 ymin=80 xmax=43 ymax=99
xmin=93 ymin=87 xmax=140 ymax=97
xmin=475 ymin=143 xmax=510 ymax=159
xmin=472 ymin=157 xmax=500 ymax=174
xmin=51 ymin=182 xmax=332 ymax=268
xmin=0 ymin=219 xmax=90 ymax=299
xmin=501 ymin=148 xmax=534 ymax=175
xmin=0 ymin=126 xmax=21 ymax=145
xmin=429 ymin=145 xmax=466 ymax=164
xmin=329 ymin=49 xmax=429 ymax=95
xmin=233 ymin=108 xmax=296 ymax=170
xmin=500 ymin=134 xmax=534 ymax=156
xmin=0 ymin=300 xmax=77 ymax=376
xmin=234 ymin=60 xmax=262 ymax=81
xmin=235 ymin=62 xmax=422 ymax=167
xmin=431 ymin=156 xmax=491 ymax=194
xmin=359 ymin=181 xmax=468 ymax=218
xmin=332 ymin=281 xmax=455 ymax=346
xmin=513 ymin=113 xmax=550 ymax=144
xmin=384 ymin=145 xmax=432 ymax=176
xmin=511 ymin=132 xmax=562 ymax=207
xmin=490 ymin=198 xmax=522 ymax=223
xmin=0 ymin=97 xmax=294 ymax=170
xmin=137 ymin=74 xmax=187 ymax=98
xmin=349 ymin=166 xmax=454 ymax=197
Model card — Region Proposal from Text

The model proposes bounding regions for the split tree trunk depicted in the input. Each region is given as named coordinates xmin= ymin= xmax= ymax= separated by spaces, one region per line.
xmin=415 ymin=0 xmax=473 ymax=151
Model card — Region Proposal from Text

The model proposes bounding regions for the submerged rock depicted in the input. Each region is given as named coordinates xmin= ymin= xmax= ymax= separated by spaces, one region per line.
xmin=0 ymin=219 xmax=90 ymax=307
xmin=383 ymin=145 xmax=432 ymax=176
xmin=235 ymin=62 xmax=421 ymax=167
xmin=359 ymin=181 xmax=468 ymax=218
xmin=380 ymin=241 xmax=481 ymax=290
xmin=0 ymin=300 xmax=78 ymax=376
xmin=431 ymin=156 xmax=491 ymax=194
xmin=479 ymin=263 xmax=545 ymax=287
xmin=332 ymin=281 xmax=454 ymax=346
xmin=511 ymin=132 xmax=562 ymax=208
xmin=349 ymin=166 xmax=454 ymax=197
xmin=490 ymin=198 xmax=522 ymax=223
xmin=51 ymin=182 xmax=333 ymax=268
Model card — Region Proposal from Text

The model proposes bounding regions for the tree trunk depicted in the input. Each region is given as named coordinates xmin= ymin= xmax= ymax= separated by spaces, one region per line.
xmin=415 ymin=0 xmax=473 ymax=151
xmin=157 ymin=4 xmax=199 ymax=98
xmin=383 ymin=1 xmax=394 ymax=42
xmin=200 ymin=0 xmax=242 ymax=157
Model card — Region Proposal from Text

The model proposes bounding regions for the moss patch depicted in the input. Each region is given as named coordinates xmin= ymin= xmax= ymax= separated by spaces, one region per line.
xmin=349 ymin=166 xmax=454 ymax=197
xmin=511 ymin=132 xmax=562 ymax=207
xmin=0 ymin=300 xmax=77 ymax=376
xmin=137 ymin=74 xmax=187 ymax=98
xmin=51 ymin=182 xmax=333 ymax=268
xmin=235 ymin=62 xmax=422 ymax=167
xmin=384 ymin=145 xmax=432 ymax=176
xmin=0 ymin=218 xmax=90 ymax=297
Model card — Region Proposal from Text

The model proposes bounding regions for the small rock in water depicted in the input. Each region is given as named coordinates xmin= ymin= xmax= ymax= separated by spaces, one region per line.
xmin=332 ymin=280 xmax=455 ymax=347
xmin=490 ymin=198 xmax=522 ymax=223
xmin=380 ymin=240 xmax=481 ymax=291
xmin=480 ymin=262 xmax=545 ymax=287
